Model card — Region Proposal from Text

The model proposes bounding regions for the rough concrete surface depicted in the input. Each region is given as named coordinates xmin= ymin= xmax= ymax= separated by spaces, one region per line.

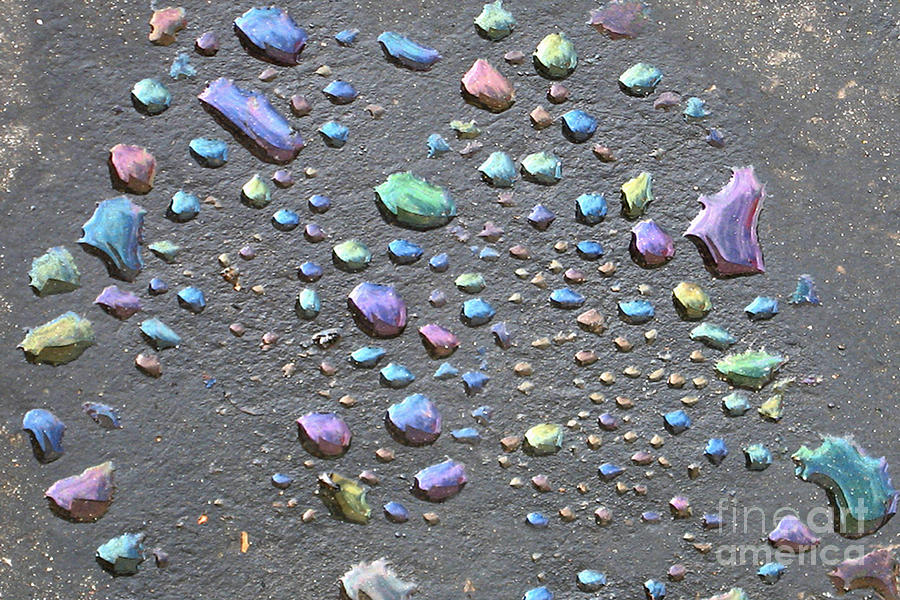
xmin=0 ymin=1 xmax=897 ymax=599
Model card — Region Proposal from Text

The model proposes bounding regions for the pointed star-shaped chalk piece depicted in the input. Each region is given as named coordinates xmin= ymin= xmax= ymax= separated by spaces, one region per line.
xmin=684 ymin=166 xmax=765 ymax=277
xmin=829 ymin=547 xmax=900 ymax=600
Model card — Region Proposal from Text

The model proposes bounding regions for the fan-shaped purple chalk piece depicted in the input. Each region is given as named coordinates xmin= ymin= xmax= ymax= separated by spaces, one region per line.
xmin=684 ymin=166 xmax=766 ymax=277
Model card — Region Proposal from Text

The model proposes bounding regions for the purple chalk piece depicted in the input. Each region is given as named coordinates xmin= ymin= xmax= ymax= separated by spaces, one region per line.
xmin=347 ymin=282 xmax=407 ymax=338
xmin=296 ymin=412 xmax=351 ymax=458
xmin=94 ymin=285 xmax=142 ymax=320
xmin=411 ymin=459 xmax=467 ymax=502
xmin=684 ymin=166 xmax=765 ymax=277
xmin=45 ymin=462 xmax=114 ymax=521
xmin=198 ymin=78 xmax=305 ymax=164
xmin=630 ymin=219 xmax=675 ymax=268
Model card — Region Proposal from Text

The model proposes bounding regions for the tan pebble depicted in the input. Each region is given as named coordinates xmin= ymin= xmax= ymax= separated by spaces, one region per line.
xmin=514 ymin=362 xmax=533 ymax=376
xmin=668 ymin=373 xmax=686 ymax=388
xmin=532 ymin=337 xmax=551 ymax=349
xmin=597 ymin=261 xmax=617 ymax=276
xmin=500 ymin=436 xmax=521 ymax=452
xmin=575 ymin=350 xmax=597 ymax=366
xmin=375 ymin=447 xmax=395 ymax=462
xmin=613 ymin=336 xmax=633 ymax=352
xmin=648 ymin=368 xmax=665 ymax=381
xmin=576 ymin=309 xmax=606 ymax=334
xmin=681 ymin=395 xmax=699 ymax=407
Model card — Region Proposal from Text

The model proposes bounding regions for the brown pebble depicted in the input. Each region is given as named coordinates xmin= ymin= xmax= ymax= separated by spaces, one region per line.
xmin=509 ymin=244 xmax=530 ymax=259
xmin=613 ymin=336 xmax=633 ymax=352
xmin=687 ymin=463 xmax=701 ymax=479
xmin=319 ymin=361 xmax=336 ymax=376
xmin=375 ymin=448 xmax=395 ymax=462
xmin=531 ymin=474 xmax=551 ymax=492
xmin=599 ymin=371 xmax=615 ymax=385
xmin=633 ymin=484 xmax=648 ymax=496
xmin=667 ymin=564 xmax=687 ymax=581
xmin=594 ymin=506 xmax=612 ymax=525
xmin=358 ymin=470 xmax=378 ymax=486
xmin=558 ymin=506 xmax=576 ymax=521
xmin=513 ymin=362 xmax=533 ymax=376
xmin=504 ymin=50 xmax=525 ymax=64
xmin=135 ymin=353 xmax=162 ymax=377
xmin=576 ymin=309 xmax=606 ymax=334
xmin=668 ymin=373 xmax=686 ymax=388
xmin=498 ymin=455 xmax=511 ymax=468
xmin=529 ymin=105 xmax=552 ymax=129
xmin=301 ymin=509 xmax=316 ymax=522
xmin=616 ymin=396 xmax=634 ymax=409
xmin=290 ymin=94 xmax=311 ymax=116
xmin=547 ymin=83 xmax=569 ymax=104
xmin=631 ymin=451 xmax=653 ymax=465
xmin=365 ymin=104 xmax=385 ymax=118
xmin=689 ymin=350 xmax=705 ymax=362
xmin=648 ymin=368 xmax=665 ymax=382
xmin=623 ymin=366 xmax=641 ymax=378
xmin=423 ymin=512 xmax=440 ymax=525
xmin=563 ymin=268 xmax=585 ymax=284
xmin=229 ymin=322 xmax=245 ymax=337
xmin=574 ymin=350 xmax=597 ymax=366
xmin=592 ymin=144 xmax=616 ymax=162
xmin=586 ymin=434 xmax=603 ymax=449
xmin=597 ymin=261 xmax=617 ymax=276
xmin=500 ymin=435 xmax=521 ymax=452
xmin=497 ymin=190 xmax=515 ymax=206
xmin=339 ymin=395 xmax=357 ymax=407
